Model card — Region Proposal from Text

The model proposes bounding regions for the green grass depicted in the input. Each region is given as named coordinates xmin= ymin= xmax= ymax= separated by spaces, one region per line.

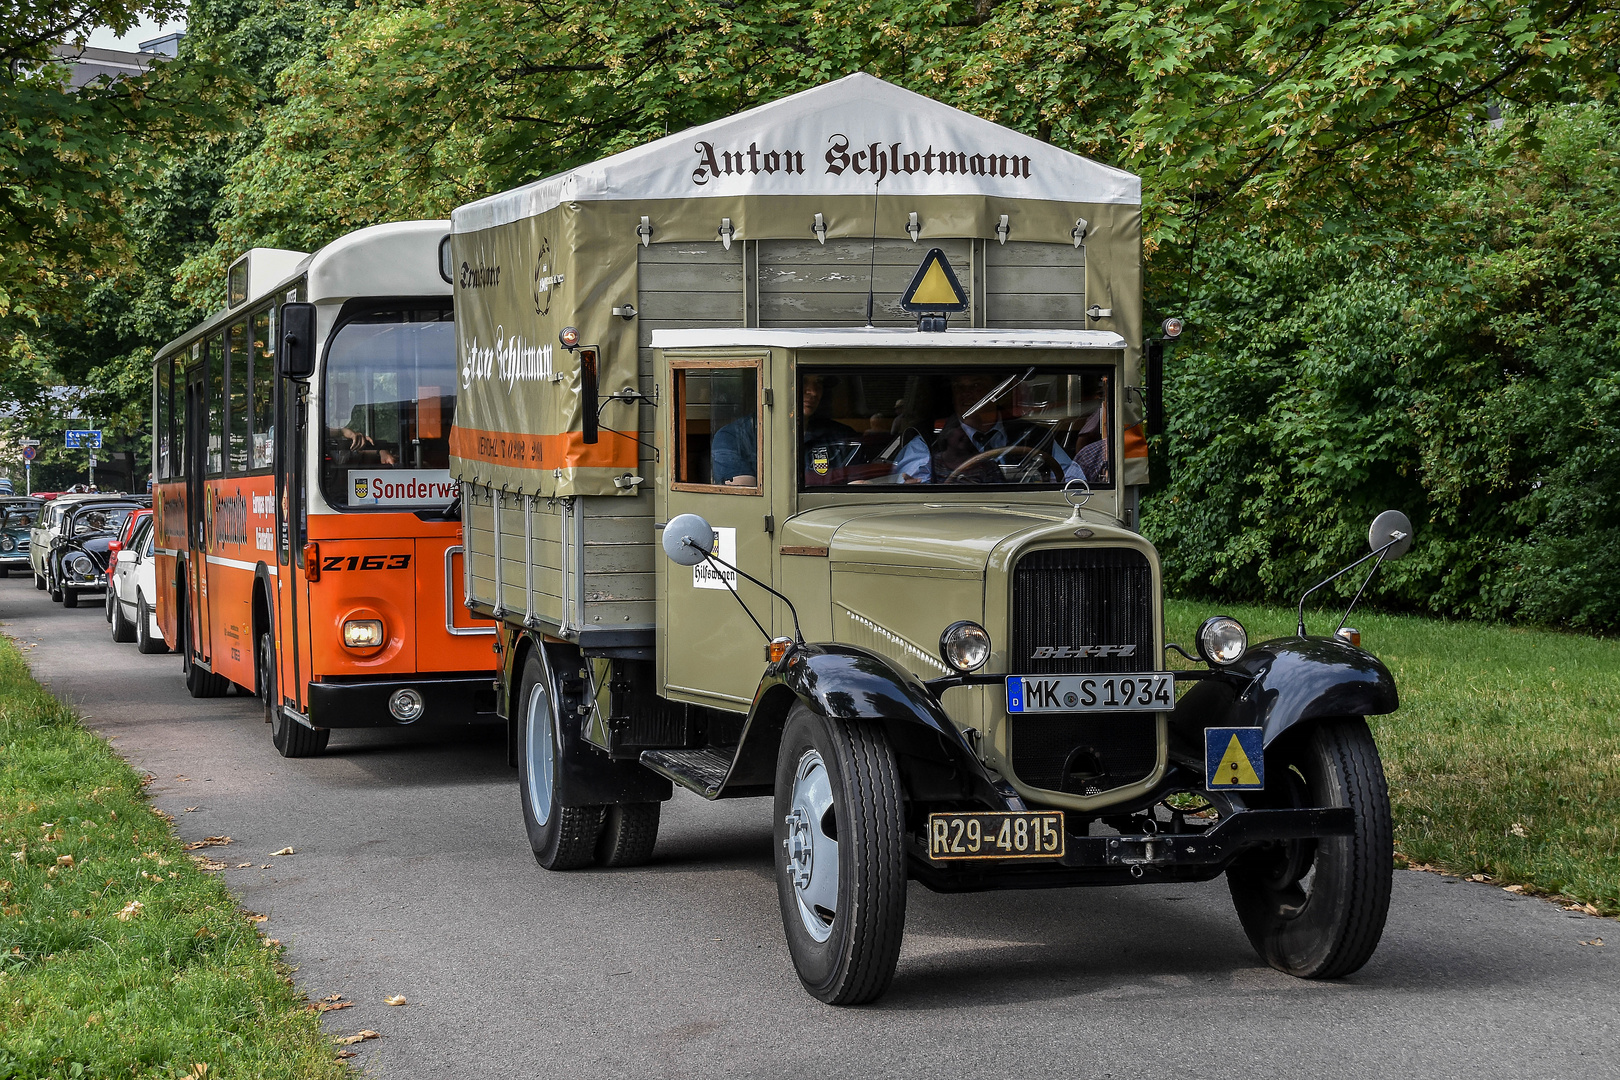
xmin=1166 ymin=599 xmax=1620 ymax=915
xmin=0 ymin=635 xmax=349 ymax=1080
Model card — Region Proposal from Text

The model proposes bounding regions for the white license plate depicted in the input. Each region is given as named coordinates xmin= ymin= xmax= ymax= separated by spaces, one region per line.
xmin=1006 ymin=673 xmax=1176 ymax=714
xmin=927 ymin=811 xmax=1065 ymax=860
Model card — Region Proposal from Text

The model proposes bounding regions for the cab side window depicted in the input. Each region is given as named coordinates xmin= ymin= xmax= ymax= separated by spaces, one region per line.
xmin=672 ymin=360 xmax=760 ymax=493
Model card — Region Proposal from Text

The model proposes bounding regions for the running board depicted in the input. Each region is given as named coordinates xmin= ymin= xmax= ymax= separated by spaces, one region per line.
xmin=639 ymin=747 xmax=771 ymax=800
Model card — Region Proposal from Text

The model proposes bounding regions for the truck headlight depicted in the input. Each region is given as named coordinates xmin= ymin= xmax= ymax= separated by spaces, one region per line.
xmin=342 ymin=618 xmax=384 ymax=649
xmin=940 ymin=621 xmax=991 ymax=673
xmin=1197 ymin=616 xmax=1248 ymax=666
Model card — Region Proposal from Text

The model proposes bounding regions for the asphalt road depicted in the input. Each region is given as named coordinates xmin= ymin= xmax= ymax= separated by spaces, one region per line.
xmin=4 ymin=575 xmax=1616 ymax=1079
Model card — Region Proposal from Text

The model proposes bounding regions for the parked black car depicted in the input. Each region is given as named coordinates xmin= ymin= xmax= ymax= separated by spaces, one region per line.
xmin=48 ymin=500 xmax=144 ymax=608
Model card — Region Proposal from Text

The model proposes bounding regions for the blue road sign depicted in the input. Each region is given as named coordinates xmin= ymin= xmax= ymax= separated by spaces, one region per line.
xmin=65 ymin=429 xmax=102 ymax=449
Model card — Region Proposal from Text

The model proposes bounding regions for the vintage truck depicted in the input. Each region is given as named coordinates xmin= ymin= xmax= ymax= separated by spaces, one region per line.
xmin=446 ymin=74 xmax=1405 ymax=1004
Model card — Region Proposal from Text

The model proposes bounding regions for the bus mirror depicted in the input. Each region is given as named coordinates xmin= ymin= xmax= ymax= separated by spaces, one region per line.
xmin=279 ymin=303 xmax=317 ymax=381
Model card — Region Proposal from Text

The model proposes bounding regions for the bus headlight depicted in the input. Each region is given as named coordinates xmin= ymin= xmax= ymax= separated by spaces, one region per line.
xmin=1197 ymin=616 xmax=1248 ymax=666
xmin=342 ymin=618 xmax=385 ymax=649
xmin=940 ymin=621 xmax=992 ymax=673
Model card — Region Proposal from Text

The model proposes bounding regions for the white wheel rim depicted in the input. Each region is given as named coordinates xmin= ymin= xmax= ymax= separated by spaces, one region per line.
xmin=525 ymin=675 xmax=555 ymax=827
xmin=785 ymin=749 xmax=839 ymax=942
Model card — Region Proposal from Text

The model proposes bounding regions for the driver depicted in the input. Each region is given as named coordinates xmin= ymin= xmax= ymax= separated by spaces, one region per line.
xmin=712 ymin=373 xmax=855 ymax=487
xmin=892 ymin=371 xmax=1100 ymax=484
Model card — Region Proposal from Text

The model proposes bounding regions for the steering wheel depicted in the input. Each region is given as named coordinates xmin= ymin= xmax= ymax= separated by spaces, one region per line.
xmin=946 ymin=444 xmax=1061 ymax=483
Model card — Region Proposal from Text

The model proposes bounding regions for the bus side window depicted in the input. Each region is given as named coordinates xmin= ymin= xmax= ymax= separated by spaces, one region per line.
xmin=252 ymin=307 xmax=274 ymax=470
xmin=206 ymin=334 xmax=225 ymax=476
xmin=157 ymin=358 xmax=171 ymax=479
xmin=228 ymin=319 xmax=250 ymax=474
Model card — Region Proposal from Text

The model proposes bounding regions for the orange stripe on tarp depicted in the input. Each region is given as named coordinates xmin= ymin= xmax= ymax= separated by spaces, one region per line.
xmin=1123 ymin=422 xmax=1148 ymax=460
xmin=449 ymin=426 xmax=639 ymax=471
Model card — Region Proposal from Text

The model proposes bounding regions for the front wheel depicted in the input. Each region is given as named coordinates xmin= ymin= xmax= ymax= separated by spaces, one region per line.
xmin=264 ymin=630 xmax=327 ymax=757
xmin=61 ymin=587 xmax=78 ymax=609
xmin=517 ymin=651 xmax=602 ymax=870
xmin=1227 ymin=716 xmax=1393 ymax=979
xmin=773 ymin=704 xmax=907 ymax=1005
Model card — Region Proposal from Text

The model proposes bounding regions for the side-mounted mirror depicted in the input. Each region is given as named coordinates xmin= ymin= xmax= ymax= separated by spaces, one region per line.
xmin=278 ymin=302 xmax=317 ymax=381
xmin=662 ymin=513 xmax=714 ymax=566
xmin=1368 ymin=510 xmax=1413 ymax=560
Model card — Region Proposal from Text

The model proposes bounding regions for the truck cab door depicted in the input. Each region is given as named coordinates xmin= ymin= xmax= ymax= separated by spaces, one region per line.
xmin=658 ymin=354 xmax=775 ymax=710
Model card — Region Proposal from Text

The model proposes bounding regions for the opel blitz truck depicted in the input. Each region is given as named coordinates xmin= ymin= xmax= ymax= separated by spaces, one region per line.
xmin=448 ymin=74 xmax=1403 ymax=1004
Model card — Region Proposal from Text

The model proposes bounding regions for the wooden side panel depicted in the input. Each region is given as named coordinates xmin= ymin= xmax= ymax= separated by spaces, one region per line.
xmin=984 ymin=241 xmax=1086 ymax=328
xmin=756 ymin=237 xmax=973 ymax=328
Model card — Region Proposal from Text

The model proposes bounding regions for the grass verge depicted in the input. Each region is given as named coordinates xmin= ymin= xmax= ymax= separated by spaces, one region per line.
xmin=0 ymin=633 xmax=348 ymax=1079
xmin=1166 ymin=599 xmax=1620 ymax=916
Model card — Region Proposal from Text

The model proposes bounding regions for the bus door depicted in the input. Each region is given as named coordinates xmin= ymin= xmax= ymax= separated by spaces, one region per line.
xmin=272 ymin=351 xmax=306 ymax=714
xmin=184 ymin=363 xmax=213 ymax=663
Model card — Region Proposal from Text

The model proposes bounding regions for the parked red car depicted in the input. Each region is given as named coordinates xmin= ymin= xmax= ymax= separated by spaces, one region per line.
xmin=104 ymin=508 xmax=152 ymax=623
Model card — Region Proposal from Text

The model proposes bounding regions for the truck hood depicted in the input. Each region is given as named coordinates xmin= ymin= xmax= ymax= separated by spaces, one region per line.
xmin=784 ymin=503 xmax=1123 ymax=573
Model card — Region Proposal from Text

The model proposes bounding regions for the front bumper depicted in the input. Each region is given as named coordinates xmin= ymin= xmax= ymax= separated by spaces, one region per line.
xmin=306 ymin=674 xmax=498 ymax=728
xmin=910 ymin=806 xmax=1355 ymax=892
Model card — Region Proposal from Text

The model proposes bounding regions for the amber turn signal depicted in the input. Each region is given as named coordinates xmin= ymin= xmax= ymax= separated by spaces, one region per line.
xmin=765 ymin=637 xmax=793 ymax=664
xmin=1335 ymin=627 xmax=1361 ymax=648
xmin=303 ymin=542 xmax=320 ymax=581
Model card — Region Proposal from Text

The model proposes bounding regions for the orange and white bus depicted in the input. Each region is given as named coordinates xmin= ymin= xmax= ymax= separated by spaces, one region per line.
xmin=150 ymin=220 xmax=497 ymax=756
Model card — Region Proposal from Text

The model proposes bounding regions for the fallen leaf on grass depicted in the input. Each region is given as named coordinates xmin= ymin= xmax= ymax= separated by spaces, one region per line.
xmin=262 ymin=938 xmax=280 ymax=948
xmin=269 ymin=847 xmax=294 ymax=856
xmin=183 ymin=836 xmax=232 ymax=851
xmin=1467 ymin=873 xmax=1492 ymax=883
xmin=187 ymin=1065 xmax=209 ymax=1079
xmin=1564 ymin=902 xmax=1601 ymax=916
xmin=245 ymin=913 xmax=267 ymax=923
xmin=334 ymin=1030 xmax=380 ymax=1046
xmin=383 ymin=995 xmax=407 ymax=1006
xmin=189 ymin=855 xmax=227 ymax=872
xmin=116 ymin=900 xmax=143 ymax=921
xmin=314 ymin=1000 xmax=354 ymax=1013
xmin=1504 ymin=884 xmax=1527 ymax=894
xmin=335 ymin=1050 xmax=356 ymax=1060
xmin=1508 ymin=822 xmax=1529 ymax=838
xmin=56 ymin=855 xmax=73 ymax=867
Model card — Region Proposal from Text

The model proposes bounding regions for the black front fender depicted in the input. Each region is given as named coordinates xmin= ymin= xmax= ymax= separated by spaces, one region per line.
xmin=724 ymin=643 xmax=1018 ymax=810
xmin=1170 ymin=636 xmax=1398 ymax=763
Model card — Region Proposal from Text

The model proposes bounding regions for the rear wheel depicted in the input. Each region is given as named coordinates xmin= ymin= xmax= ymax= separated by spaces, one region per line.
xmin=597 ymin=803 xmax=660 ymax=867
xmin=517 ymin=650 xmax=602 ymax=870
xmin=1227 ymin=717 xmax=1393 ymax=979
xmin=773 ymin=704 xmax=907 ymax=1005
xmin=135 ymin=594 xmax=168 ymax=654
xmin=105 ymin=588 xmax=114 ymax=622
xmin=264 ymin=630 xmax=327 ymax=756
xmin=181 ymin=609 xmax=230 ymax=698
xmin=110 ymin=591 xmax=135 ymax=642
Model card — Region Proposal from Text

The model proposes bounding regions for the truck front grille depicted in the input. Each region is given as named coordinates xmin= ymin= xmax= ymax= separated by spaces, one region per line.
xmin=1008 ymin=547 xmax=1159 ymax=795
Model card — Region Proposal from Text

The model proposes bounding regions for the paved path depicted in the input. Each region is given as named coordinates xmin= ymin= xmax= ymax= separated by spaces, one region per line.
xmin=4 ymin=576 xmax=1616 ymax=1079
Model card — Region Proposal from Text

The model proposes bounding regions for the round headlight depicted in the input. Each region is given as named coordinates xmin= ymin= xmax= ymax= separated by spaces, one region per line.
xmin=71 ymin=555 xmax=93 ymax=577
xmin=342 ymin=618 xmax=385 ymax=649
xmin=939 ymin=621 xmax=991 ymax=673
xmin=1197 ymin=616 xmax=1248 ymax=666
xmin=0 ymin=536 xmax=13 ymax=552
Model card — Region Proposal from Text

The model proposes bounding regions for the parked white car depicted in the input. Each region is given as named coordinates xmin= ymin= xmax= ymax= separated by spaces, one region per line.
xmin=110 ymin=516 xmax=168 ymax=653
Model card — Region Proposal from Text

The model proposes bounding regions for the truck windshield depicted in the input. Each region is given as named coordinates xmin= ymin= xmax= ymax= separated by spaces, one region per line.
xmin=797 ymin=365 xmax=1113 ymax=490
xmin=320 ymin=305 xmax=458 ymax=511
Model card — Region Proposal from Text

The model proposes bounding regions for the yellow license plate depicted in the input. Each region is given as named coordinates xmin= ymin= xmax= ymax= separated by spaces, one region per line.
xmin=927 ymin=811 xmax=1065 ymax=861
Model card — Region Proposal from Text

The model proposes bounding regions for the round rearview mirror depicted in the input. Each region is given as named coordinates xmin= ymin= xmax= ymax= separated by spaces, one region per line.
xmin=662 ymin=513 xmax=715 ymax=567
xmin=1369 ymin=510 xmax=1414 ymax=561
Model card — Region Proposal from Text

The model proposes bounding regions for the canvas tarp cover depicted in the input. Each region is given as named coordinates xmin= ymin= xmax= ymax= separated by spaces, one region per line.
xmin=450 ymin=73 xmax=1144 ymax=496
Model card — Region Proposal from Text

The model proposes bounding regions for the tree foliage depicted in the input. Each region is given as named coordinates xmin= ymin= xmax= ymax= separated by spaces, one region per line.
xmin=1145 ymin=104 xmax=1620 ymax=630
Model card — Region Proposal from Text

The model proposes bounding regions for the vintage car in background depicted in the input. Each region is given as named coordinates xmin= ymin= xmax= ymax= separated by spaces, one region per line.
xmin=110 ymin=514 xmax=168 ymax=652
xmin=103 ymin=508 xmax=153 ymax=623
xmin=29 ymin=493 xmax=104 ymax=589
xmin=0 ymin=498 xmax=43 ymax=577
xmin=43 ymin=499 xmax=144 ymax=608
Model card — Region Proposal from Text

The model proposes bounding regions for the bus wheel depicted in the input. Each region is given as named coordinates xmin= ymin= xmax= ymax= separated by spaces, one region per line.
xmin=135 ymin=595 xmax=168 ymax=654
xmin=597 ymin=803 xmax=660 ymax=867
xmin=517 ymin=651 xmax=602 ymax=870
xmin=773 ymin=704 xmax=907 ymax=1006
xmin=263 ymin=631 xmax=327 ymax=757
xmin=1227 ymin=717 xmax=1393 ymax=979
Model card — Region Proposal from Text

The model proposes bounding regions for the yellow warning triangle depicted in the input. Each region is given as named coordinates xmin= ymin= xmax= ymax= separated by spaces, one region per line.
xmin=910 ymin=259 xmax=960 ymax=305
xmin=900 ymin=248 xmax=968 ymax=311
xmin=1214 ymin=734 xmax=1261 ymax=786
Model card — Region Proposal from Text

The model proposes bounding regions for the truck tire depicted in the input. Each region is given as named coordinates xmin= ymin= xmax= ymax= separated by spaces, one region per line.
xmin=517 ymin=651 xmax=602 ymax=870
xmin=773 ymin=704 xmax=907 ymax=1006
xmin=135 ymin=595 xmax=169 ymax=654
xmin=1227 ymin=716 xmax=1393 ymax=979
xmin=110 ymin=592 xmax=135 ymax=642
xmin=597 ymin=803 xmax=660 ymax=867
xmin=264 ymin=631 xmax=328 ymax=756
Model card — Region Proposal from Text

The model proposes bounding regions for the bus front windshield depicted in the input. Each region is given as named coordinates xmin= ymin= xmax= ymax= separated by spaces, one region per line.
xmin=794 ymin=365 xmax=1113 ymax=490
xmin=320 ymin=306 xmax=457 ymax=511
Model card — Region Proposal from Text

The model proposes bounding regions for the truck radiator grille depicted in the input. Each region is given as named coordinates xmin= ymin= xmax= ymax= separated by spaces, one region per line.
xmin=1011 ymin=548 xmax=1155 ymax=675
xmin=1008 ymin=715 xmax=1159 ymax=796
xmin=1009 ymin=547 xmax=1159 ymax=795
